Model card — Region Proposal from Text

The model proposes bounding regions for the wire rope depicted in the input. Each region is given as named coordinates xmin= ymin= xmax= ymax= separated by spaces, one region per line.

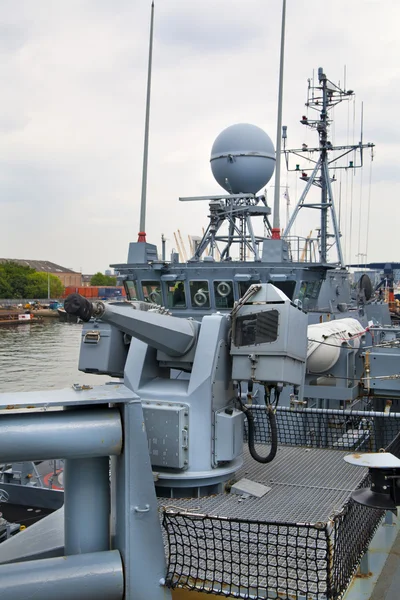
xmin=357 ymin=157 xmax=364 ymax=264
xmin=365 ymin=149 xmax=374 ymax=260
xmin=348 ymin=96 xmax=356 ymax=263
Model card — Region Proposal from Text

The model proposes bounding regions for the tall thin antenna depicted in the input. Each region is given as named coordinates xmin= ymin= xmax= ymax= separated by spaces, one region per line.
xmin=272 ymin=0 xmax=286 ymax=238
xmin=138 ymin=1 xmax=155 ymax=243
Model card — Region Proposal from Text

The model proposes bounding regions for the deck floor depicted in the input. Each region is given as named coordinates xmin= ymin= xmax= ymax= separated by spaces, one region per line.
xmin=158 ymin=444 xmax=367 ymax=523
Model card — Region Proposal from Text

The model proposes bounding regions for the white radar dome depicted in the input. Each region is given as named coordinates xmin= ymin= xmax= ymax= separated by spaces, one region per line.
xmin=210 ymin=123 xmax=275 ymax=194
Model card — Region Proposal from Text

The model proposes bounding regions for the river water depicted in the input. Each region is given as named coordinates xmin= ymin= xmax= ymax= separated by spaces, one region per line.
xmin=0 ymin=319 xmax=110 ymax=393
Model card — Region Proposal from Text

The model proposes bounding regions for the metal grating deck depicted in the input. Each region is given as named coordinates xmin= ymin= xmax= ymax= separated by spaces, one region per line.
xmin=159 ymin=403 xmax=400 ymax=600
xmin=159 ymin=445 xmax=367 ymax=524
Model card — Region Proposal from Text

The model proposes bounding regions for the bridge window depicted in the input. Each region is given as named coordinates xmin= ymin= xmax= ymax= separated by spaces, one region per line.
xmin=214 ymin=280 xmax=234 ymax=309
xmin=166 ymin=280 xmax=187 ymax=308
xmin=297 ymin=280 xmax=322 ymax=302
xmin=141 ymin=281 xmax=162 ymax=305
xmin=238 ymin=281 xmax=260 ymax=298
xmin=269 ymin=280 xmax=296 ymax=300
xmin=190 ymin=281 xmax=210 ymax=308
xmin=124 ymin=280 xmax=138 ymax=300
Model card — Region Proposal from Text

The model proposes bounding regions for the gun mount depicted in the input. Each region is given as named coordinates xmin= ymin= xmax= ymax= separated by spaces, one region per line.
xmin=65 ymin=293 xmax=199 ymax=365
xmin=64 ymin=284 xmax=309 ymax=496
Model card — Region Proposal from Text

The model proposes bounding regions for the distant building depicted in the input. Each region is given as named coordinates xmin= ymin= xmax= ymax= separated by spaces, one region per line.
xmin=82 ymin=274 xmax=93 ymax=287
xmin=0 ymin=259 xmax=82 ymax=288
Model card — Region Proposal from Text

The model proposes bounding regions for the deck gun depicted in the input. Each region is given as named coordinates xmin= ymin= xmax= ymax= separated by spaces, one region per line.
xmin=65 ymin=284 xmax=308 ymax=496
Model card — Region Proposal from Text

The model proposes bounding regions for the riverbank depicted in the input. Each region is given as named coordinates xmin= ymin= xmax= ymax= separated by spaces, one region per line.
xmin=0 ymin=307 xmax=59 ymax=319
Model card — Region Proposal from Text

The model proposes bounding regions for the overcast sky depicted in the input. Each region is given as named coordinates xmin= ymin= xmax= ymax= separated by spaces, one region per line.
xmin=0 ymin=0 xmax=398 ymax=273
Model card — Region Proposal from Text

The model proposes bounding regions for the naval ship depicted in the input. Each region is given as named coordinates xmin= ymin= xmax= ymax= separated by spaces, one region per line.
xmin=0 ymin=69 xmax=399 ymax=600
xmin=1 ymin=3 xmax=400 ymax=600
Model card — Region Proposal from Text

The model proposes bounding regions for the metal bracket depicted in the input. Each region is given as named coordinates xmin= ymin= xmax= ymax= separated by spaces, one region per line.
xmin=72 ymin=384 xmax=93 ymax=392
xmin=134 ymin=504 xmax=150 ymax=513
xmin=83 ymin=330 xmax=101 ymax=344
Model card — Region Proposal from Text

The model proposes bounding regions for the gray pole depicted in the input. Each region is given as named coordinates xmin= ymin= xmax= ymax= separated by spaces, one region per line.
xmin=64 ymin=456 xmax=110 ymax=555
xmin=272 ymin=0 xmax=286 ymax=236
xmin=114 ymin=399 xmax=171 ymax=599
xmin=320 ymin=71 xmax=328 ymax=263
xmin=0 ymin=551 xmax=123 ymax=600
xmin=0 ymin=408 xmax=122 ymax=461
xmin=161 ymin=233 xmax=166 ymax=261
xmin=138 ymin=1 xmax=155 ymax=240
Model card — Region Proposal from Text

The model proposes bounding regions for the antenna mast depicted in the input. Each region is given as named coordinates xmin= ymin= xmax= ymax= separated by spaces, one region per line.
xmin=272 ymin=0 xmax=286 ymax=239
xmin=138 ymin=1 xmax=155 ymax=243
xmin=283 ymin=68 xmax=374 ymax=266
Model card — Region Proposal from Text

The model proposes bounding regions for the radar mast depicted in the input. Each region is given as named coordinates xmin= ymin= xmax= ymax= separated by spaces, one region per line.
xmin=283 ymin=67 xmax=375 ymax=266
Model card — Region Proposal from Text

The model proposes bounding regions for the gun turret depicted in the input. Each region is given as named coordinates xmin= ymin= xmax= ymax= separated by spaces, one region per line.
xmin=64 ymin=293 xmax=199 ymax=358
xmin=64 ymin=283 xmax=310 ymax=495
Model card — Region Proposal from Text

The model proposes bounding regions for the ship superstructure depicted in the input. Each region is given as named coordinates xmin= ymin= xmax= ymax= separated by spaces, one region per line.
xmin=113 ymin=70 xmax=382 ymax=328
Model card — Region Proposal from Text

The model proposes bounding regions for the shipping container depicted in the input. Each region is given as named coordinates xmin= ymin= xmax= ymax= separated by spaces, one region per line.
xmin=62 ymin=286 xmax=78 ymax=298
xmin=62 ymin=285 xmax=126 ymax=299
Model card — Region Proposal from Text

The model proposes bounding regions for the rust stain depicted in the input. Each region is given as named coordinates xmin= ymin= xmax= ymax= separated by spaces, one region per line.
xmin=6 ymin=404 xmax=43 ymax=410
xmin=172 ymin=590 xmax=215 ymax=599
xmin=355 ymin=571 xmax=373 ymax=579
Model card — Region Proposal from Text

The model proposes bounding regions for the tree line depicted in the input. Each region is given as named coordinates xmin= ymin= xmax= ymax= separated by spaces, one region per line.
xmin=90 ymin=273 xmax=117 ymax=286
xmin=0 ymin=261 xmax=64 ymax=299
xmin=0 ymin=262 xmax=118 ymax=299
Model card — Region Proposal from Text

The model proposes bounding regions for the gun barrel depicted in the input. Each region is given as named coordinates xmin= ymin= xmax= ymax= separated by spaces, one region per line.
xmin=64 ymin=294 xmax=198 ymax=357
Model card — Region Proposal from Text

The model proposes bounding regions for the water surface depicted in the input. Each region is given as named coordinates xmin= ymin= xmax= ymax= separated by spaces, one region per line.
xmin=0 ymin=320 xmax=110 ymax=393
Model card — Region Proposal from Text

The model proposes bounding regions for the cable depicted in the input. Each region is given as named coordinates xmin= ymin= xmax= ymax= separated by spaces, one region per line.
xmin=365 ymin=149 xmax=374 ymax=260
xmin=356 ymin=157 xmax=364 ymax=263
xmin=238 ymin=386 xmax=278 ymax=464
xmin=307 ymin=336 xmax=367 ymax=349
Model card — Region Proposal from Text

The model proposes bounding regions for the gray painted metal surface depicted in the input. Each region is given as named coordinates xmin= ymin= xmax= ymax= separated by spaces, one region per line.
xmin=0 ymin=482 xmax=63 ymax=509
xmin=0 ymin=408 xmax=122 ymax=461
xmin=0 ymin=550 xmax=123 ymax=600
xmin=0 ymin=383 xmax=172 ymax=599
xmin=210 ymin=124 xmax=275 ymax=194
xmin=344 ymin=515 xmax=400 ymax=600
xmin=0 ymin=383 xmax=137 ymax=409
xmin=64 ymin=457 xmax=110 ymax=555
xmin=99 ymin=301 xmax=199 ymax=357
xmin=0 ymin=508 xmax=64 ymax=564
xmin=122 ymin=311 xmax=243 ymax=490
xmin=113 ymin=400 xmax=171 ymax=599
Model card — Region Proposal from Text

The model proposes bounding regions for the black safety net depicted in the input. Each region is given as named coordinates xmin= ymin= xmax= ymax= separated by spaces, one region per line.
xmin=162 ymin=408 xmax=400 ymax=600
xmin=244 ymin=405 xmax=400 ymax=452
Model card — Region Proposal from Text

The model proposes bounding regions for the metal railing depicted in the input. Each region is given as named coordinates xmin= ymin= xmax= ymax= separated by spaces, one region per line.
xmin=0 ymin=384 xmax=172 ymax=600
